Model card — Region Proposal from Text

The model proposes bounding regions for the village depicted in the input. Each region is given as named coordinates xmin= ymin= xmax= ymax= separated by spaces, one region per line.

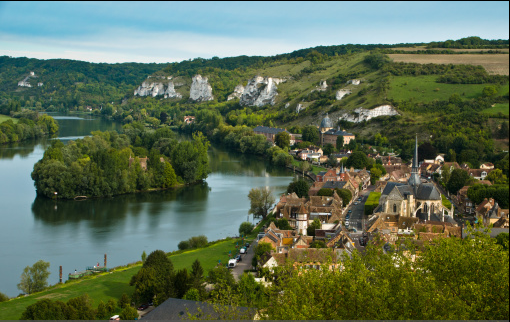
xmin=248 ymin=114 xmax=509 ymax=272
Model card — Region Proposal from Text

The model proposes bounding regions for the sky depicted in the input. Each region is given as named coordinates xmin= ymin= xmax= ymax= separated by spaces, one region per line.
xmin=0 ymin=1 xmax=508 ymax=64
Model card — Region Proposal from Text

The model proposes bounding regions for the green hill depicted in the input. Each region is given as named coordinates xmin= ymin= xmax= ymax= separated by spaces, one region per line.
xmin=1 ymin=37 xmax=509 ymax=161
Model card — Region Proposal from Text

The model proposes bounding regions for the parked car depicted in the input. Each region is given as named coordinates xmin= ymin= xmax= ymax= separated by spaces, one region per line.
xmin=137 ymin=304 xmax=149 ymax=311
xmin=228 ymin=258 xmax=237 ymax=268
xmin=235 ymin=254 xmax=242 ymax=262
xmin=354 ymin=202 xmax=358 ymax=205
xmin=240 ymin=247 xmax=246 ymax=254
xmin=245 ymin=242 xmax=250 ymax=248
xmin=346 ymin=214 xmax=350 ymax=220
xmin=345 ymin=220 xmax=350 ymax=227
xmin=109 ymin=315 xmax=120 ymax=320
xmin=348 ymin=209 xmax=352 ymax=213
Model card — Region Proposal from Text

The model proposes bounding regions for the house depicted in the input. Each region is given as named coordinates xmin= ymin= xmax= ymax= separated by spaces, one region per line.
xmin=456 ymin=186 xmax=475 ymax=214
xmin=480 ymin=162 xmax=495 ymax=170
xmin=263 ymin=248 xmax=345 ymax=272
xmin=377 ymin=156 xmax=403 ymax=166
xmin=140 ymin=298 xmax=255 ymax=320
xmin=183 ymin=116 xmax=195 ymax=124
xmin=437 ymin=162 xmax=461 ymax=176
xmin=253 ymin=126 xmax=295 ymax=144
xmin=468 ymin=169 xmax=493 ymax=180
xmin=316 ymin=165 xmax=349 ymax=182
xmin=475 ymin=198 xmax=495 ymax=221
xmin=129 ymin=156 xmax=149 ymax=171
xmin=319 ymin=114 xmax=355 ymax=147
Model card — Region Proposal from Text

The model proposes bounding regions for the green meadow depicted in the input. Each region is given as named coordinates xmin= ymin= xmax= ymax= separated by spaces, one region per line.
xmin=0 ymin=115 xmax=18 ymax=124
xmin=0 ymin=237 xmax=249 ymax=320
xmin=387 ymin=75 xmax=509 ymax=103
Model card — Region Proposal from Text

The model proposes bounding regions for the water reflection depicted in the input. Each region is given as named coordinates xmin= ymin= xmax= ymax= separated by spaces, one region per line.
xmin=31 ymin=182 xmax=211 ymax=225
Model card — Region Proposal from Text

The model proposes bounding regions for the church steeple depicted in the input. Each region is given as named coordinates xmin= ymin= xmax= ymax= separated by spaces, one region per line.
xmin=408 ymin=134 xmax=421 ymax=187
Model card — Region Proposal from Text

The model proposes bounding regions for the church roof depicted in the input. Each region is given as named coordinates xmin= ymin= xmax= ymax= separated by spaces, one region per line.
xmin=320 ymin=114 xmax=333 ymax=129
xmin=382 ymin=181 xmax=406 ymax=196
xmin=415 ymin=183 xmax=441 ymax=200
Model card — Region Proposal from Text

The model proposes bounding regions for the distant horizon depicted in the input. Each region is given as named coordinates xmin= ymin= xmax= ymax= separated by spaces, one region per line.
xmin=0 ymin=1 xmax=508 ymax=64
xmin=3 ymin=36 xmax=509 ymax=65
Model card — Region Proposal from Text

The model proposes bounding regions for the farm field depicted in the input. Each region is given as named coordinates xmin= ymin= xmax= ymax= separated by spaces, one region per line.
xmin=387 ymin=75 xmax=510 ymax=103
xmin=388 ymin=53 xmax=509 ymax=75
xmin=392 ymin=46 xmax=509 ymax=53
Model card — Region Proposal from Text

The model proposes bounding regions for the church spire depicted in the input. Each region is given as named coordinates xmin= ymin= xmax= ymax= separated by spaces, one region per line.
xmin=408 ymin=134 xmax=421 ymax=187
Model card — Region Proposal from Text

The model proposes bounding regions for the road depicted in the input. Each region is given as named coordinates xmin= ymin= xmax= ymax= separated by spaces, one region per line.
xmin=345 ymin=186 xmax=375 ymax=232
xmin=231 ymin=239 xmax=256 ymax=281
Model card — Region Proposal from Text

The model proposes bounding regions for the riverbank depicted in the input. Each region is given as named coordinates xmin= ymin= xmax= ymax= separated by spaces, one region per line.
xmin=0 ymin=234 xmax=258 ymax=320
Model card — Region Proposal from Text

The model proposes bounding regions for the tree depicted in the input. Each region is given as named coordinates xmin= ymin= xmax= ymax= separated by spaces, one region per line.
xmin=183 ymin=288 xmax=201 ymax=301
xmin=299 ymin=161 xmax=311 ymax=178
xmin=345 ymin=151 xmax=371 ymax=169
xmin=336 ymin=135 xmax=344 ymax=151
xmin=141 ymin=250 xmax=147 ymax=263
xmin=482 ymin=85 xmax=498 ymax=98
xmin=335 ymin=188 xmax=352 ymax=206
xmin=248 ymin=187 xmax=275 ymax=219
xmin=239 ymin=222 xmax=254 ymax=236
xmin=261 ymin=224 xmax=508 ymax=320
xmin=418 ymin=142 xmax=437 ymax=162
xmin=307 ymin=218 xmax=321 ymax=236
xmin=130 ymin=250 xmax=175 ymax=305
xmin=275 ymin=218 xmax=292 ymax=230
xmin=317 ymin=188 xmax=334 ymax=196
xmin=370 ymin=166 xmax=383 ymax=185
xmin=254 ymin=242 xmax=275 ymax=267
xmin=17 ymin=260 xmax=50 ymax=294
xmin=287 ymin=179 xmax=310 ymax=198
xmin=302 ymin=126 xmax=319 ymax=144
xmin=0 ymin=292 xmax=8 ymax=302
xmin=120 ymin=306 xmax=139 ymax=320
xmin=20 ymin=299 xmax=68 ymax=320
xmin=275 ymin=131 xmax=291 ymax=150
xmin=446 ymin=168 xmax=469 ymax=194
xmin=323 ymin=143 xmax=335 ymax=156
xmin=66 ymin=294 xmax=96 ymax=320
xmin=486 ymin=169 xmax=508 ymax=185
xmin=119 ymin=293 xmax=131 ymax=309
xmin=174 ymin=268 xmax=191 ymax=299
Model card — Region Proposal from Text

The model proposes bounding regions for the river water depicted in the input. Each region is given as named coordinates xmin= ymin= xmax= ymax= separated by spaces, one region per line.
xmin=0 ymin=113 xmax=295 ymax=297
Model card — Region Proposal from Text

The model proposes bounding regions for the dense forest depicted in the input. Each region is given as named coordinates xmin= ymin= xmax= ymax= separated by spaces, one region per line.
xmin=0 ymin=108 xmax=58 ymax=144
xmin=31 ymin=125 xmax=210 ymax=199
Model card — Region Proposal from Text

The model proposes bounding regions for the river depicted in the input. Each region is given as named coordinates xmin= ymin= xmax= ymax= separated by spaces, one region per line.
xmin=0 ymin=113 xmax=295 ymax=297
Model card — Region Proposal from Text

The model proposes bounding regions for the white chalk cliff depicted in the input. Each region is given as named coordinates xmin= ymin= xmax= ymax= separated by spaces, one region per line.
xmin=338 ymin=105 xmax=399 ymax=123
xmin=227 ymin=85 xmax=245 ymax=101
xmin=189 ymin=75 xmax=214 ymax=102
xmin=335 ymin=89 xmax=351 ymax=100
xmin=134 ymin=80 xmax=182 ymax=99
xmin=239 ymin=76 xmax=285 ymax=107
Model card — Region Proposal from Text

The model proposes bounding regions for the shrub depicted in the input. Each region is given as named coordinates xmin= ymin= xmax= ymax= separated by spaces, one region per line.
xmin=178 ymin=240 xmax=190 ymax=250
xmin=188 ymin=235 xmax=208 ymax=248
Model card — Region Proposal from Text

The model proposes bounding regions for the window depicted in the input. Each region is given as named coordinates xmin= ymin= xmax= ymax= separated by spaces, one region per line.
xmin=393 ymin=204 xmax=397 ymax=213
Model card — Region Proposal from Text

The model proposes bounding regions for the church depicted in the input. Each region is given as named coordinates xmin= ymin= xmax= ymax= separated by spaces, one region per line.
xmin=375 ymin=136 xmax=455 ymax=223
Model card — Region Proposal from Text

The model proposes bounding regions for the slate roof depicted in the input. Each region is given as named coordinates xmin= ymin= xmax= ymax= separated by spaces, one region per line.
xmin=415 ymin=183 xmax=441 ymax=200
xmin=323 ymin=181 xmax=347 ymax=189
xmin=323 ymin=129 xmax=354 ymax=136
xmin=253 ymin=125 xmax=289 ymax=134
xmin=141 ymin=298 xmax=255 ymax=320
xmin=382 ymin=182 xmax=406 ymax=196
xmin=320 ymin=114 xmax=333 ymax=129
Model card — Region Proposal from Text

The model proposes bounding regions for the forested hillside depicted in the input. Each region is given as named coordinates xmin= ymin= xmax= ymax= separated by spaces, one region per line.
xmin=1 ymin=37 xmax=509 ymax=166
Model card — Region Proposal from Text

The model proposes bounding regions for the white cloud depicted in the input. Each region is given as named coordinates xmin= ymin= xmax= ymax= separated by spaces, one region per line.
xmin=0 ymin=28 xmax=308 ymax=63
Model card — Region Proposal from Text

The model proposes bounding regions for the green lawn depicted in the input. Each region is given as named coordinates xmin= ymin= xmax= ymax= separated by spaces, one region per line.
xmin=387 ymin=75 xmax=508 ymax=103
xmin=442 ymin=194 xmax=452 ymax=209
xmin=481 ymin=103 xmax=509 ymax=115
xmin=0 ymin=238 xmax=246 ymax=320
xmin=0 ymin=115 xmax=18 ymax=124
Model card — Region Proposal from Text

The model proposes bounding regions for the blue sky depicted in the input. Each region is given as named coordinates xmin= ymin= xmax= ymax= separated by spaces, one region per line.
xmin=0 ymin=1 xmax=508 ymax=64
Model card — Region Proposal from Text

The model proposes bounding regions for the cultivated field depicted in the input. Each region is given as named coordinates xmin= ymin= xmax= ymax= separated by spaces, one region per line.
xmin=392 ymin=46 xmax=509 ymax=53
xmin=388 ymin=53 xmax=509 ymax=75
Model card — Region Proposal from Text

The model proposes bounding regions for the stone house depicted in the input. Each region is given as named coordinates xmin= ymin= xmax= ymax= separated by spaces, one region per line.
xmin=468 ymin=169 xmax=493 ymax=181
xmin=253 ymin=125 xmax=295 ymax=144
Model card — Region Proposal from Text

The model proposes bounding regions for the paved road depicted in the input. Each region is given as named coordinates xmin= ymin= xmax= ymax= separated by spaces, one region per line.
xmin=346 ymin=187 xmax=374 ymax=232
xmin=231 ymin=240 xmax=256 ymax=281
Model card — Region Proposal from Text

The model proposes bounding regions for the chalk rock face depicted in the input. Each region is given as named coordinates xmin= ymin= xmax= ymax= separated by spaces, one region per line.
xmin=336 ymin=89 xmax=351 ymax=100
xmin=189 ymin=75 xmax=214 ymax=102
xmin=164 ymin=81 xmax=182 ymax=99
xmin=347 ymin=79 xmax=361 ymax=85
xmin=296 ymin=103 xmax=305 ymax=113
xmin=338 ymin=105 xmax=399 ymax=123
xmin=240 ymin=76 xmax=285 ymax=107
xmin=227 ymin=85 xmax=245 ymax=101
xmin=134 ymin=80 xmax=182 ymax=99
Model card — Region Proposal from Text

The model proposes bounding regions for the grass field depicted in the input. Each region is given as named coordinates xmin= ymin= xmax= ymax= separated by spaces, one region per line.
xmin=388 ymin=53 xmax=509 ymax=75
xmin=481 ymin=103 xmax=510 ymax=115
xmin=0 ymin=115 xmax=18 ymax=124
xmin=0 ymin=237 xmax=247 ymax=320
xmin=387 ymin=75 xmax=509 ymax=103
xmin=392 ymin=46 xmax=509 ymax=53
